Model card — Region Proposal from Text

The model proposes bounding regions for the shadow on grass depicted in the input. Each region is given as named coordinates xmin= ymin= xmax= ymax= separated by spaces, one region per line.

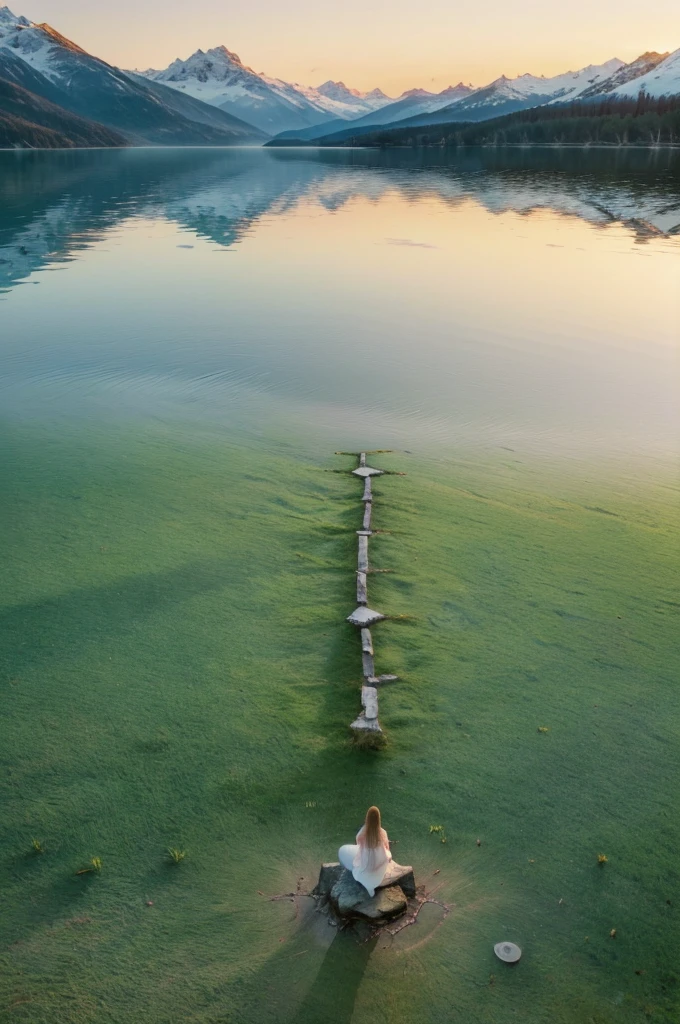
xmin=228 ymin=901 xmax=377 ymax=1024
xmin=293 ymin=932 xmax=377 ymax=1024
xmin=0 ymin=558 xmax=242 ymax=678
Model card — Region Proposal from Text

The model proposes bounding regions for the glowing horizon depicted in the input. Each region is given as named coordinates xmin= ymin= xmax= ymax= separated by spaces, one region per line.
xmin=12 ymin=0 xmax=680 ymax=96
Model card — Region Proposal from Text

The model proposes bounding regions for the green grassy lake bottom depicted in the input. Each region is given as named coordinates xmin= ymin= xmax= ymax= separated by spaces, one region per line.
xmin=1 ymin=147 xmax=679 ymax=1023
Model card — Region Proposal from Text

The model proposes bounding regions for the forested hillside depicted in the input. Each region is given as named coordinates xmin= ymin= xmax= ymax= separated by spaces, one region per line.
xmin=343 ymin=95 xmax=680 ymax=148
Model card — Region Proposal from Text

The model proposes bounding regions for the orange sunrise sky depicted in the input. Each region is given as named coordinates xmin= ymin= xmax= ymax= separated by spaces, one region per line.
xmin=12 ymin=0 xmax=680 ymax=95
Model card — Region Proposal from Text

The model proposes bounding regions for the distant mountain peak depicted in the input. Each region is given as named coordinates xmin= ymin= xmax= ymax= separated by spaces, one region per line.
xmin=606 ymin=47 xmax=680 ymax=100
xmin=33 ymin=22 xmax=89 ymax=56
xmin=0 ymin=5 xmax=25 ymax=21
xmin=439 ymin=82 xmax=473 ymax=96
xmin=0 ymin=5 xmax=30 ymax=30
xmin=316 ymin=80 xmax=390 ymax=102
xmin=210 ymin=44 xmax=244 ymax=64
xmin=172 ymin=45 xmax=246 ymax=69
xmin=578 ymin=51 xmax=672 ymax=99
xmin=317 ymin=79 xmax=363 ymax=99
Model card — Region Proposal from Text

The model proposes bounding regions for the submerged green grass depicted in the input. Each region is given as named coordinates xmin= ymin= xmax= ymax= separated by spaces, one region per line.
xmin=1 ymin=420 xmax=678 ymax=1024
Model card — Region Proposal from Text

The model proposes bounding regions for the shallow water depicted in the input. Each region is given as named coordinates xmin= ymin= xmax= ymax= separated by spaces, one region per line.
xmin=1 ymin=147 xmax=679 ymax=1024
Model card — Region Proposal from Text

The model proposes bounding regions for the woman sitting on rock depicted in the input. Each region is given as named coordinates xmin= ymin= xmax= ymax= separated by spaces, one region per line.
xmin=338 ymin=806 xmax=392 ymax=897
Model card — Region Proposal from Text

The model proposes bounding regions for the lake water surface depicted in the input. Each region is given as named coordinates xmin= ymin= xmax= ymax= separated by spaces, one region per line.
xmin=1 ymin=146 xmax=678 ymax=460
xmin=1 ymin=147 xmax=679 ymax=1024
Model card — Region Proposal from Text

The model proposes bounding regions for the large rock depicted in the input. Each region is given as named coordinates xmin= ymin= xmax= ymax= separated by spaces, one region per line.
xmin=329 ymin=870 xmax=368 ymax=915
xmin=378 ymin=861 xmax=416 ymax=898
xmin=353 ymin=886 xmax=407 ymax=922
xmin=311 ymin=863 xmax=344 ymax=899
xmin=324 ymin=863 xmax=413 ymax=925
xmin=314 ymin=861 xmax=415 ymax=902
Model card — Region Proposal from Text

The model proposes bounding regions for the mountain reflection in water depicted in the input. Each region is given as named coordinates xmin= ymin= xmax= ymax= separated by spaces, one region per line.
xmin=1 ymin=147 xmax=679 ymax=291
xmin=0 ymin=146 xmax=678 ymax=460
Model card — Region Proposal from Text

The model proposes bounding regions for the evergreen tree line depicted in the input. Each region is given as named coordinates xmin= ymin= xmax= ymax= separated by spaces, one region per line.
xmin=353 ymin=94 xmax=680 ymax=149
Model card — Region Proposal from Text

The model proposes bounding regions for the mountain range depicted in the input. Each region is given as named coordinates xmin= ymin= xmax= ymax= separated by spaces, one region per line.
xmin=0 ymin=6 xmax=266 ymax=146
xmin=0 ymin=4 xmax=679 ymax=150
xmin=139 ymin=46 xmax=393 ymax=133
xmin=268 ymin=50 xmax=680 ymax=145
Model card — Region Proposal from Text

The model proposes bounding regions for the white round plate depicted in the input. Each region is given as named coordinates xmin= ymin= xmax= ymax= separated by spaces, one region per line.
xmin=494 ymin=941 xmax=522 ymax=963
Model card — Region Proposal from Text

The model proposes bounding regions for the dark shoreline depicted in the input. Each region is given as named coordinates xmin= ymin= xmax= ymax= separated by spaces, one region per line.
xmin=266 ymin=141 xmax=680 ymax=151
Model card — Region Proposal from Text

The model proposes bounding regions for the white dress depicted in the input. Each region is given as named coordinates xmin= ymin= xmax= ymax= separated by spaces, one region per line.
xmin=338 ymin=825 xmax=392 ymax=897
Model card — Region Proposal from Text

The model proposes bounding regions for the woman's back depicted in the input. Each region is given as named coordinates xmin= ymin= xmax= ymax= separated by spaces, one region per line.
xmin=338 ymin=806 xmax=392 ymax=897
xmin=356 ymin=825 xmax=390 ymax=873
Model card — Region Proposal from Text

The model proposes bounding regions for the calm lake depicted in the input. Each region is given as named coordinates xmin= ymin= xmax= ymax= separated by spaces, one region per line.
xmin=1 ymin=147 xmax=679 ymax=1024
xmin=1 ymin=146 xmax=679 ymax=458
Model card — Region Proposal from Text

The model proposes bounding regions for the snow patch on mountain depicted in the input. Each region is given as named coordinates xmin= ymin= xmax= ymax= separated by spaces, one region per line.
xmin=471 ymin=58 xmax=625 ymax=107
xmin=578 ymin=52 xmax=669 ymax=98
xmin=289 ymin=79 xmax=392 ymax=118
xmin=141 ymin=46 xmax=394 ymax=131
xmin=0 ymin=5 xmax=125 ymax=88
xmin=0 ymin=6 xmax=66 ymax=80
xmin=610 ymin=47 xmax=680 ymax=98
xmin=315 ymin=79 xmax=391 ymax=110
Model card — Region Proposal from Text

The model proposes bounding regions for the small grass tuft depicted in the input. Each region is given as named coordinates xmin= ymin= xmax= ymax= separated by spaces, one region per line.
xmin=429 ymin=824 xmax=447 ymax=844
xmin=167 ymin=847 xmax=186 ymax=864
xmin=30 ymin=838 xmax=45 ymax=854
xmin=352 ymin=730 xmax=387 ymax=752
xmin=76 ymin=857 xmax=102 ymax=876
xmin=598 ymin=853 xmax=608 ymax=865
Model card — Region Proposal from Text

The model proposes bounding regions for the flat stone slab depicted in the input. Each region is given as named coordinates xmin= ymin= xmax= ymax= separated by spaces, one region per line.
xmin=350 ymin=711 xmax=382 ymax=733
xmin=378 ymin=861 xmax=416 ymax=898
xmin=312 ymin=862 xmax=345 ymax=898
xmin=360 ymin=628 xmax=373 ymax=655
xmin=352 ymin=467 xmax=384 ymax=478
xmin=361 ymin=684 xmax=379 ymax=719
xmin=354 ymin=886 xmax=407 ymax=921
xmin=362 ymin=652 xmax=376 ymax=680
xmin=329 ymin=869 xmax=407 ymax=923
xmin=347 ymin=606 xmax=385 ymax=627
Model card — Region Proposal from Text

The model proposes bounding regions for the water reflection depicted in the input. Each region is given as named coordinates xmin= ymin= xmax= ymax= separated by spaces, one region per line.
xmin=1 ymin=147 xmax=678 ymax=293
xmin=0 ymin=147 xmax=678 ymax=459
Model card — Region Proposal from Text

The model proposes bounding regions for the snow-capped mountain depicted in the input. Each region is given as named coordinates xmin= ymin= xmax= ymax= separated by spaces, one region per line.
xmin=578 ymin=52 xmax=669 ymax=98
xmin=387 ymin=58 xmax=624 ymax=129
xmin=523 ymin=59 xmax=626 ymax=101
xmin=0 ymin=6 xmax=265 ymax=143
xmin=449 ymin=59 xmax=624 ymax=115
xmin=609 ymin=47 xmax=680 ymax=98
xmin=306 ymin=83 xmax=475 ymax=135
xmin=312 ymin=80 xmax=391 ymax=115
xmin=0 ymin=6 xmax=107 ymax=84
xmin=369 ymin=84 xmax=475 ymax=124
xmin=285 ymin=80 xmax=392 ymax=120
xmin=141 ymin=47 xmax=393 ymax=133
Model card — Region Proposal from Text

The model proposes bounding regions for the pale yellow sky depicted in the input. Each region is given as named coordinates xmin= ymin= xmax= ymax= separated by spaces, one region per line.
xmin=18 ymin=0 xmax=679 ymax=94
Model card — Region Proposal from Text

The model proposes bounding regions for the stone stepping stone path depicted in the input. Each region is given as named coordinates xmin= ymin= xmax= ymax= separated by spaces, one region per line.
xmin=342 ymin=451 xmax=400 ymax=736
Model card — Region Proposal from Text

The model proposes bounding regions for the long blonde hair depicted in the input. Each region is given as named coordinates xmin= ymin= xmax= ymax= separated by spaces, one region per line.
xmin=364 ymin=806 xmax=382 ymax=848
